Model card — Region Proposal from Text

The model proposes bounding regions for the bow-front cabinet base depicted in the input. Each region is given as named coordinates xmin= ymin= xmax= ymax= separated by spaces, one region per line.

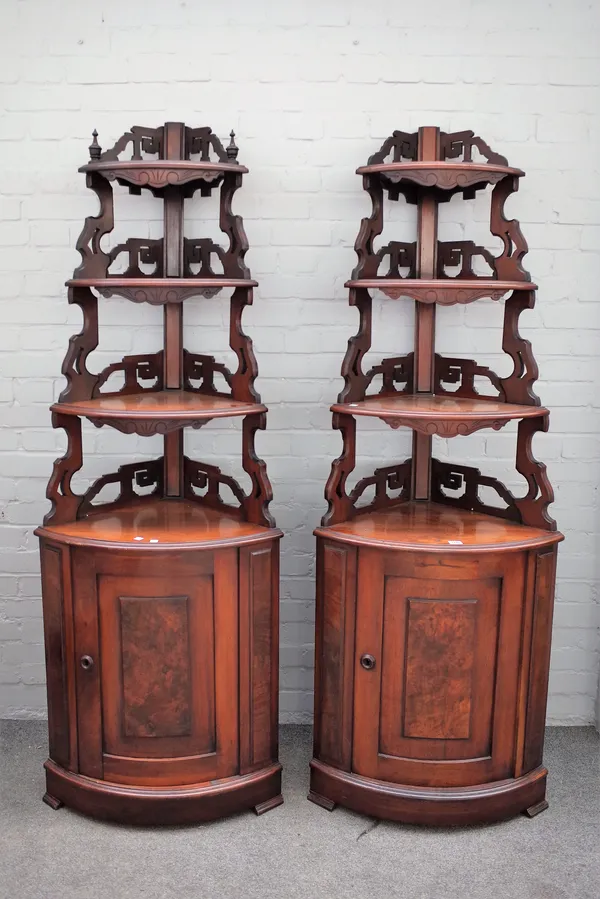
xmin=39 ymin=530 xmax=282 ymax=825
xmin=310 ymin=525 xmax=560 ymax=826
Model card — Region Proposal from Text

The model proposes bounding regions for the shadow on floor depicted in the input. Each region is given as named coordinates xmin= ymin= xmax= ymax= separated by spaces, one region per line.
xmin=0 ymin=722 xmax=598 ymax=899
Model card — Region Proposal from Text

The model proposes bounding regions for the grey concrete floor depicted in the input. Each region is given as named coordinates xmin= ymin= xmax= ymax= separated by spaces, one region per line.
xmin=0 ymin=723 xmax=598 ymax=899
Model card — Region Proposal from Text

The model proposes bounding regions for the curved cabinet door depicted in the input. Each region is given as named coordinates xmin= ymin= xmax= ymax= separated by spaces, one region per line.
xmin=72 ymin=547 xmax=238 ymax=787
xmin=352 ymin=548 xmax=526 ymax=788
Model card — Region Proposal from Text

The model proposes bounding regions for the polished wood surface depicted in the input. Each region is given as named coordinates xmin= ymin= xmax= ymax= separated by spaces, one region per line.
xmin=345 ymin=278 xmax=537 ymax=303
xmin=313 ymin=127 xmax=560 ymax=826
xmin=81 ymin=159 xmax=249 ymax=176
xmin=37 ymin=499 xmax=280 ymax=549
xmin=334 ymin=394 xmax=547 ymax=420
xmin=52 ymin=390 xmax=265 ymax=421
xmin=315 ymin=502 xmax=561 ymax=552
xmin=39 ymin=122 xmax=281 ymax=825
xmin=356 ymin=160 xmax=524 ymax=183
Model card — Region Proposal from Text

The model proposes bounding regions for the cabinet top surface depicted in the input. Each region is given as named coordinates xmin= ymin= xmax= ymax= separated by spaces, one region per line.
xmin=316 ymin=502 xmax=562 ymax=552
xmin=53 ymin=390 xmax=266 ymax=421
xmin=333 ymin=395 xmax=547 ymax=421
xmin=37 ymin=499 xmax=281 ymax=549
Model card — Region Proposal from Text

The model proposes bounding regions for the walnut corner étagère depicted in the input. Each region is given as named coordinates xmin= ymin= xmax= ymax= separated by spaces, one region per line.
xmin=36 ymin=123 xmax=282 ymax=825
xmin=309 ymin=127 xmax=563 ymax=826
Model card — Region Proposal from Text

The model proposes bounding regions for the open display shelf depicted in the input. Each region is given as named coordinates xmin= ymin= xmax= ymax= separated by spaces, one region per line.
xmin=36 ymin=122 xmax=282 ymax=825
xmin=309 ymin=127 xmax=563 ymax=826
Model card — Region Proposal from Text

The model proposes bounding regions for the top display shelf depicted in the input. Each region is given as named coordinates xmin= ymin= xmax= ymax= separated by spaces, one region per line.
xmin=356 ymin=161 xmax=524 ymax=191
xmin=80 ymin=159 xmax=248 ymax=190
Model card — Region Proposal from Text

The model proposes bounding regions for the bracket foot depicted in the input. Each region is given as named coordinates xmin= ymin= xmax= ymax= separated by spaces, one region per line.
xmin=43 ymin=792 xmax=63 ymax=811
xmin=307 ymin=790 xmax=336 ymax=811
xmin=253 ymin=794 xmax=283 ymax=816
xmin=524 ymin=799 xmax=549 ymax=818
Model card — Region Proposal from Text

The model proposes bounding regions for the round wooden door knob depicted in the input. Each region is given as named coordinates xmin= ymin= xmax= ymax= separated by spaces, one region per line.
xmin=80 ymin=655 xmax=94 ymax=671
xmin=360 ymin=653 xmax=376 ymax=670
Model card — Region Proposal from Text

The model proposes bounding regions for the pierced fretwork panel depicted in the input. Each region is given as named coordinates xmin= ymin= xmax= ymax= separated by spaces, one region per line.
xmin=183 ymin=350 xmax=233 ymax=396
xmin=437 ymin=241 xmax=496 ymax=280
xmin=431 ymin=458 xmax=520 ymax=523
xmin=365 ymin=353 xmax=414 ymax=397
xmin=107 ymin=238 xmax=163 ymax=277
xmin=374 ymin=241 xmax=417 ymax=279
xmin=95 ymin=352 xmax=164 ymax=397
xmin=434 ymin=355 xmax=502 ymax=400
xmin=183 ymin=457 xmax=246 ymax=517
xmin=440 ymin=130 xmax=508 ymax=166
xmin=349 ymin=460 xmax=412 ymax=517
xmin=368 ymin=131 xmax=419 ymax=165
xmin=183 ymin=238 xmax=226 ymax=280
xmin=78 ymin=459 xmax=164 ymax=519
xmin=100 ymin=126 xmax=163 ymax=161
xmin=185 ymin=126 xmax=230 ymax=163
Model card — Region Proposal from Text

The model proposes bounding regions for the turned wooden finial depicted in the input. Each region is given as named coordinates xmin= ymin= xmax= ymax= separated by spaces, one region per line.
xmin=226 ymin=130 xmax=239 ymax=161
xmin=89 ymin=129 xmax=102 ymax=161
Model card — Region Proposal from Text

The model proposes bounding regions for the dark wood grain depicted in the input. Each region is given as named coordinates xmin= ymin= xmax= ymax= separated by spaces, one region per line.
xmin=39 ymin=121 xmax=280 ymax=824
xmin=313 ymin=126 xmax=561 ymax=825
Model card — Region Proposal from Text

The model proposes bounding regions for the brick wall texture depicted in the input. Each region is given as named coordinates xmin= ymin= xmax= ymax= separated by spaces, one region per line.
xmin=1 ymin=0 xmax=599 ymax=724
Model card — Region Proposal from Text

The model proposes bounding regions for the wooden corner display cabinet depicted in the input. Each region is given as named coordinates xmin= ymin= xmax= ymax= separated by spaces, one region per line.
xmin=36 ymin=123 xmax=283 ymax=825
xmin=309 ymin=127 xmax=563 ymax=826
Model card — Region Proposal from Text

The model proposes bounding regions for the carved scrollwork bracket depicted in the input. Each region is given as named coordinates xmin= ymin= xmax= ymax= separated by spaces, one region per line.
xmin=499 ymin=291 xmax=540 ymax=405
xmin=490 ymin=176 xmax=531 ymax=282
xmin=229 ymin=287 xmax=260 ymax=403
xmin=219 ymin=172 xmax=251 ymax=278
xmin=242 ymin=412 xmax=276 ymax=528
xmin=352 ymin=176 xmax=384 ymax=280
xmin=322 ymin=413 xmax=357 ymax=527
xmin=59 ymin=286 xmax=100 ymax=404
xmin=72 ymin=172 xmax=114 ymax=279
xmin=514 ymin=416 xmax=556 ymax=530
xmin=339 ymin=287 xmax=372 ymax=403
xmin=44 ymin=414 xmax=84 ymax=526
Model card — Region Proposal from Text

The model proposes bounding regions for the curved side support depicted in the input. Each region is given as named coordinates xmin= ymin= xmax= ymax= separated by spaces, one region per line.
xmin=499 ymin=290 xmax=540 ymax=406
xmin=59 ymin=287 xmax=99 ymax=404
xmin=352 ymin=175 xmax=384 ymax=280
xmin=219 ymin=172 xmax=250 ymax=279
xmin=72 ymin=173 xmax=114 ymax=279
xmin=242 ymin=413 xmax=276 ymax=529
xmin=490 ymin=176 xmax=531 ymax=282
xmin=515 ymin=417 xmax=557 ymax=531
xmin=338 ymin=288 xmax=372 ymax=403
xmin=44 ymin=414 xmax=84 ymax=526
xmin=322 ymin=413 xmax=357 ymax=527
xmin=229 ymin=287 xmax=260 ymax=403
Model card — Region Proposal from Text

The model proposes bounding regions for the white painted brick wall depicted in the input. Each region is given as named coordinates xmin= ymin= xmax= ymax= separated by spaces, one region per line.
xmin=1 ymin=0 xmax=599 ymax=725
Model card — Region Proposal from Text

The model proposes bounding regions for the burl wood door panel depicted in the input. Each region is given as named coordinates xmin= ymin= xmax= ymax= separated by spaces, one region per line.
xmin=72 ymin=547 xmax=238 ymax=786
xmin=353 ymin=549 xmax=526 ymax=788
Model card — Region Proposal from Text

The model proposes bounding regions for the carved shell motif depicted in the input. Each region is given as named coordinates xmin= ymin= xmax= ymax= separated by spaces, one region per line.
xmin=379 ymin=417 xmax=511 ymax=437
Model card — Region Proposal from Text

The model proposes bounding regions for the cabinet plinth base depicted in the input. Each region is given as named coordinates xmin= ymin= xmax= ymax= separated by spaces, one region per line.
xmin=44 ymin=759 xmax=282 ymax=826
xmin=309 ymin=760 xmax=547 ymax=827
